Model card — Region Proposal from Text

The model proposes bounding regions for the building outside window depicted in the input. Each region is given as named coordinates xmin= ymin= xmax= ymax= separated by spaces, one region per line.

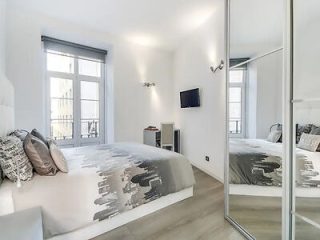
xmin=43 ymin=37 xmax=107 ymax=147
xmin=229 ymin=59 xmax=247 ymax=138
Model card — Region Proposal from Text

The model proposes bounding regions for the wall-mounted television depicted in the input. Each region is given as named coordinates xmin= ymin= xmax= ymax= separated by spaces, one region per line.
xmin=180 ymin=88 xmax=200 ymax=108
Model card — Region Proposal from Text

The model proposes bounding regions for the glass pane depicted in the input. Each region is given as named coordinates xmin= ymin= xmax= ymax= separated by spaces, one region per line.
xmin=295 ymin=216 xmax=320 ymax=240
xmin=229 ymin=102 xmax=241 ymax=119
xmin=229 ymin=87 xmax=241 ymax=102
xmin=230 ymin=70 xmax=243 ymax=83
xmin=47 ymin=52 xmax=74 ymax=73
xmin=50 ymin=78 xmax=73 ymax=98
xmin=229 ymin=120 xmax=241 ymax=134
xmin=81 ymin=100 xmax=99 ymax=119
xmin=81 ymin=120 xmax=99 ymax=138
xmin=79 ymin=59 xmax=101 ymax=77
xmin=81 ymin=81 xmax=99 ymax=100
xmin=51 ymin=99 xmax=73 ymax=120
xmin=50 ymin=120 xmax=73 ymax=140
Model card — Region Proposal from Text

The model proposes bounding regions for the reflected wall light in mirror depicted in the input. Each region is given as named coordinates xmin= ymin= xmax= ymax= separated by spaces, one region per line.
xmin=143 ymin=82 xmax=156 ymax=87
xmin=210 ymin=60 xmax=224 ymax=73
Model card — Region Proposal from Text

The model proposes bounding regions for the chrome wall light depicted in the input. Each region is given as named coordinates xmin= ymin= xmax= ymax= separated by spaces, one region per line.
xmin=210 ymin=60 xmax=225 ymax=73
xmin=143 ymin=82 xmax=156 ymax=87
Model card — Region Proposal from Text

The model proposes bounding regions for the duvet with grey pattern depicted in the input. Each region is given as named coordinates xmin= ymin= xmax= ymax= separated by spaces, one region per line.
xmin=72 ymin=143 xmax=195 ymax=221
xmin=229 ymin=139 xmax=320 ymax=187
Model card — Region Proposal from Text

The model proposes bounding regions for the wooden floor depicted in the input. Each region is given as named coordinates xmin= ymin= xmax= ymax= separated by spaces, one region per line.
xmin=92 ymin=167 xmax=245 ymax=240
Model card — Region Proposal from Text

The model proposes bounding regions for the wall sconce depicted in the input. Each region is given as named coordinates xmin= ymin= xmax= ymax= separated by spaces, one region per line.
xmin=210 ymin=60 xmax=224 ymax=73
xmin=143 ymin=82 xmax=156 ymax=87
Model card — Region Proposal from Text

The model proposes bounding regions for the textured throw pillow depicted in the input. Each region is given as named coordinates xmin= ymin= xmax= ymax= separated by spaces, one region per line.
xmin=8 ymin=129 xmax=29 ymax=142
xmin=0 ymin=136 xmax=33 ymax=182
xmin=24 ymin=134 xmax=58 ymax=176
xmin=48 ymin=140 xmax=68 ymax=173
xmin=310 ymin=125 xmax=320 ymax=135
xmin=267 ymin=130 xmax=282 ymax=143
xmin=296 ymin=124 xmax=312 ymax=144
xmin=297 ymin=133 xmax=320 ymax=152
xmin=31 ymin=129 xmax=48 ymax=146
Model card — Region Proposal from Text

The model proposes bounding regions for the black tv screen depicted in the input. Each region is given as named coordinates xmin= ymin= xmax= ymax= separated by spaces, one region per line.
xmin=180 ymin=88 xmax=200 ymax=108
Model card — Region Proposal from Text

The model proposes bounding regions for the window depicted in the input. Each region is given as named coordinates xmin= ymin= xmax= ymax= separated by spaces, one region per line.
xmin=229 ymin=63 xmax=247 ymax=137
xmin=43 ymin=37 xmax=107 ymax=147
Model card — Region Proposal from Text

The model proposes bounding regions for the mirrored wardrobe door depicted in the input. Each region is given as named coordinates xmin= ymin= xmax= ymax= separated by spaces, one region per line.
xmin=292 ymin=0 xmax=320 ymax=239
xmin=226 ymin=0 xmax=284 ymax=239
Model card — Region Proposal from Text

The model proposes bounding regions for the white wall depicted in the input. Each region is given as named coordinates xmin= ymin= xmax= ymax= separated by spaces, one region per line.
xmin=294 ymin=0 xmax=320 ymax=125
xmin=173 ymin=0 xmax=225 ymax=182
xmin=0 ymin=0 xmax=6 ymax=74
xmin=5 ymin=5 xmax=174 ymax=143
xmin=246 ymin=51 xmax=283 ymax=139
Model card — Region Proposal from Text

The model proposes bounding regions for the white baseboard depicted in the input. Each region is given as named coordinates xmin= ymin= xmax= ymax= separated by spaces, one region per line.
xmin=191 ymin=162 xmax=224 ymax=183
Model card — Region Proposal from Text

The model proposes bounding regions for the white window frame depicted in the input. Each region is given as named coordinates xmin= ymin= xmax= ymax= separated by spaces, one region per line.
xmin=44 ymin=47 xmax=106 ymax=148
xmin=229 ymin=68 xmax=246 ymax=138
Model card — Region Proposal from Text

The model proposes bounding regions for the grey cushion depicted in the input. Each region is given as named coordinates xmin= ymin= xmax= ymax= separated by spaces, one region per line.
xmin=297 ymin=133 xmax=320 ymax=152
xmin=267 ymin=130 xmax=282 ymax=143
xmin=9 ymin=129 xmax=29 ymax=142
xmin=24 ymin=134 xmax=58 ymax=176
xmin=0 ymin=136 xmax=33 ymax=182
xmin=48 ymin=139 xmax=68 ymax=173
xmin=0 ymin=207 xmax=43 ymax=240
xmin=31 ymin=129 xmax=48 ymax=146
xmin=296 ymin=124 xmax=312 ymax=144
xmin=310 ymin=125 xmax=320 ymax=135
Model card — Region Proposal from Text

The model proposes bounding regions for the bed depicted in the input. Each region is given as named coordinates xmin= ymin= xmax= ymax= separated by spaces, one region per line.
xmin=0 ymin=75 xmax=195 ymax=240
xmin=229 ymin=138 xmax=320 ymax=197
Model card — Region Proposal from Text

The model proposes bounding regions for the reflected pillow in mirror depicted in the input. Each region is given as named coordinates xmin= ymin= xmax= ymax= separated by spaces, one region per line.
xmin=310 ymin=125 xmax=320 ymax=135
xmin=48 ymin=140 xmax=68 ymax=173
xmin=267 ymin=130 xmax=282 ymax=143
xmin=296 ymin=124 xmax=312 ymax=144
xmin=297 ymin=133 xmax=320 ymax=152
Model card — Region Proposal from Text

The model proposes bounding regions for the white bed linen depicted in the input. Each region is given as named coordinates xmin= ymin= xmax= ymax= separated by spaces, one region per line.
xmin=0 ymin=143 xmax=195 ymax=239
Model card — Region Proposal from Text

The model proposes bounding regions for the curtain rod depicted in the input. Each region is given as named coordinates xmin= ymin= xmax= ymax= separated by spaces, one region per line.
xmin=230 ymin=47 xmax=283 ymax=70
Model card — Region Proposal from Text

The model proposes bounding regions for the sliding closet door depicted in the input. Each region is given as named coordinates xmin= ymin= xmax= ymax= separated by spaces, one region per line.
xmin=226 ymin=0 xmax=284 ymax=239
xmin=292 ymin=1 xmax=320 ymax=239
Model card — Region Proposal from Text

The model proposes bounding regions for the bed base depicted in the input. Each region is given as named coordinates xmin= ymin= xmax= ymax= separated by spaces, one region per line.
xmin=48 ymin=187 xmax=193 ymax=240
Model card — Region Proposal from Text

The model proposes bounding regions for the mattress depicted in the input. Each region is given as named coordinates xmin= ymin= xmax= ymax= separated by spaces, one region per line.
xmin=0 ymin=143 xmax=195 ymax=239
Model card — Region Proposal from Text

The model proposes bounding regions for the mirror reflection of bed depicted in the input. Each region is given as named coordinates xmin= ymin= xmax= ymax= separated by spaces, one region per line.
xmin=227 ymin=0 xmax=284 ymax=238
xmin=228 ymin=2 xmax=320 ymax=238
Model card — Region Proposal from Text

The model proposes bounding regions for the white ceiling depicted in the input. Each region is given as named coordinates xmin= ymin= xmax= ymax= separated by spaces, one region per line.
xmin=8 ymin=0 xmax=218 ymax=50
xmin=230 ymin=0 xmax=284 ymax=58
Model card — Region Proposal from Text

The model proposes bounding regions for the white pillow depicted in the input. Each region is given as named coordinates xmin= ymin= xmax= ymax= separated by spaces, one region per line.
xmin=48 ymin=140 xmax=68 ymax=173
xmin=297 ymin=133 xmax=320 ymax=152
xmin=267 ymin=130 xmax=282 ymax=143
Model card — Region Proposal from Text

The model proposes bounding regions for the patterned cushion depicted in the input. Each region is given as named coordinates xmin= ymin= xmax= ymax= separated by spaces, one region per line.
xmin=0 ymin=136 xmax=33 ymax=182
xmin=24 ymin=134 xmax=58 ymax=176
